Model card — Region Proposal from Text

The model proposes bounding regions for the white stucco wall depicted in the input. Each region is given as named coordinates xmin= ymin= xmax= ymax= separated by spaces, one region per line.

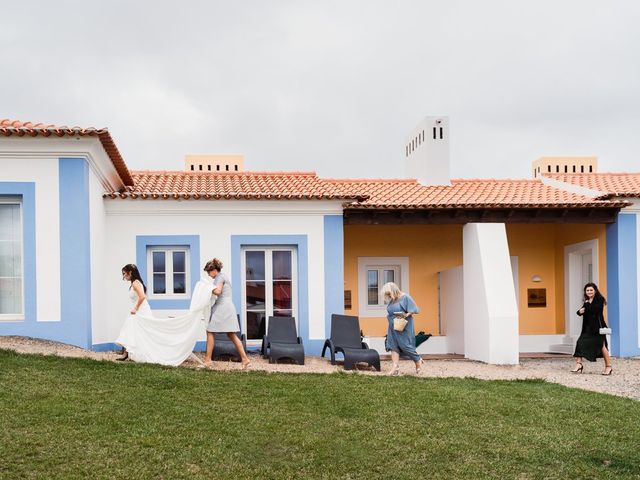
xmin=441 ymin=266 xmax=464 ymax=354
xmin=89 ymin=172 xmax=108 ymax=343
xmin=463 ymin=223 xmax=519 ymax=364
xmin=102 ymin=199 xmax=342 ymax=345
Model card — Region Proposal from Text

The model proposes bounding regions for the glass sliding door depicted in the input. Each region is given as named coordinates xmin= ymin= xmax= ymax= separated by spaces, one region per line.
xmin=242 ymin=247 xmax=297 ymax=341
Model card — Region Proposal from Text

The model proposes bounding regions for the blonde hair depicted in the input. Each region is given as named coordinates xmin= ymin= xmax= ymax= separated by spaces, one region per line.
xmin=381 ymin=282 xmax=402 ymax=302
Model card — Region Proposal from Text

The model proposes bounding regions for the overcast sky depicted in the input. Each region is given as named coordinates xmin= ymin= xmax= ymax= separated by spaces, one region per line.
xmin=2 ymin=1 xmax=639 ymax=179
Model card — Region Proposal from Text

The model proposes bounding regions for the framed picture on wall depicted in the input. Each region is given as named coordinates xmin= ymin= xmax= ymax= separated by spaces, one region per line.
xmin=527 ymin=288 xmax=547 ymax=308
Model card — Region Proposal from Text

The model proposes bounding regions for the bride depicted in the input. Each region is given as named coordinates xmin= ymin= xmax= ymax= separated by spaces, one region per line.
xmin=115 ymin=263 xmax=214 ymax=366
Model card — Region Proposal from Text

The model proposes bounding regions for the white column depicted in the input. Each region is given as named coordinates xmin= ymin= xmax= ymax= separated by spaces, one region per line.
xmin=463 ymin=223 xmax=519 ymax=364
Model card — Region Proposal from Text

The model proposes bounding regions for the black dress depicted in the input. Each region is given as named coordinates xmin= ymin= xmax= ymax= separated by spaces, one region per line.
xmin=573 ymin=297 xmax=608 ymax=362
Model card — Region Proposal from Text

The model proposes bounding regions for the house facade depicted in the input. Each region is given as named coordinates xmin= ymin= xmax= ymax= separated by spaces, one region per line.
xmin=1 ymin=118 xmax=638 ymax=363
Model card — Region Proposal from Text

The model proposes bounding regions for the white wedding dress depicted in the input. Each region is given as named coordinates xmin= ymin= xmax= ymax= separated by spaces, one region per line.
xmin=115 ymin=277 xmax=215 ymax=366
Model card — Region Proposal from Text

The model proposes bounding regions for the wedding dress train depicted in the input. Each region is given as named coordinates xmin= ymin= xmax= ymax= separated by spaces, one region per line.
xmin=115 ymin=277 xmax=215 ymax=366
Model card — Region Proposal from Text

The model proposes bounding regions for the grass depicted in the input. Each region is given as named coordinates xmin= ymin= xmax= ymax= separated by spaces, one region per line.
xmin=1 ymin=350 xmax=639 ymax=479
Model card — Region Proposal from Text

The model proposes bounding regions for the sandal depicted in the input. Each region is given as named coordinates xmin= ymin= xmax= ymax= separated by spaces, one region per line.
xmin=570 ymin=363 xmax=583 ymax=373
xmin=388 ymin=366 xmax=400 ymax=376
xmin=602 ymin=365 xmax=613 ymax=376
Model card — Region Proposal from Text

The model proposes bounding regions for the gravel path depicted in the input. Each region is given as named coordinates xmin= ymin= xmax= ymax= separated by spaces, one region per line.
xmin=1 ymin=336 xmax=639 ymax=401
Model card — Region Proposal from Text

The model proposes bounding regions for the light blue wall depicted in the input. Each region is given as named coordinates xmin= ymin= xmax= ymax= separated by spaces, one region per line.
xmin=0 ymin=159 xmax=93 ymax=348
xmin=135 ymin=235 xmax=200 ymax=310
xmin=606 ymin=213 xmax=640 ymax=357
xmin=324 ymin=215 xmax=344 ymax=344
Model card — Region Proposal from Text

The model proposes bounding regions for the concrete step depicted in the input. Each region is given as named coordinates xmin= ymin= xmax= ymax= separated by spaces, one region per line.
xmin=548 ymin=343 xmax=575 ymax=355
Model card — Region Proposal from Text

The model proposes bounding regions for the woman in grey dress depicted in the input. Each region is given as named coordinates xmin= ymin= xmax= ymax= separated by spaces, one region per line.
xmin=382 ymin=282 xmax=423 ymax=376
xmin=203 ymin=258 xmax=251 ymax=369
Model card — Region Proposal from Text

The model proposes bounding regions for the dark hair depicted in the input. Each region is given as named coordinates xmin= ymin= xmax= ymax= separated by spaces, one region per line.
xmin=204 ymin=258 xmax=223 ymax=272
xmin=122 ymin=264 xmax=147 ymax=293
xmin=583 ymin=282 xmax=606 ymax=305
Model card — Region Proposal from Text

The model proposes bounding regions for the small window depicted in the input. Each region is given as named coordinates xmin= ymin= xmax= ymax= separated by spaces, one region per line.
xmin=556 ymin=165 xmax=560 ymax=173
xmin=208 ymin=165 xmax=211 ymax=171
xmin=589 ymin=165 xmax=593 ymax=173
xmin=564 ymin=165 xmax=568 ymax=173
xmin=0 ymin=200 xmax=23 ymax=319
xmin=439 ymin=127 xmax=443 ymax=139
xmin=216 ymin=165 xmax=220 ymax=171
xmin=367 ymin=267 xmax=399 ymax=306
xmin=234 ymin=165 xmax=238 ymax=171
xmin=199 ymin=165 xmax=203 ymax=171
xmin=432 ymin=127 xmax=437 ymax=139
xmin=225 ymin=165 xmax=229 ymax=171
xmin=190 ymin=165 xmax=194 ymax=171
xmin=573 ymin=165 xmax=576 ymax=173
xmin=406 ymin=146 xmax=408 ymax=157
xmin=547 ymin=165 xmax=551 ymax=173
xmin=581 ymin=165 xmax=584 ymax=173
xmin=147 ymin=247 xmax=190 ymax=298
xmin=357 ymin=257 xmax=409 ymax=317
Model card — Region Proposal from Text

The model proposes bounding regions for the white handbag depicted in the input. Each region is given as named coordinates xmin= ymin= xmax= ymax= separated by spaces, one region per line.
xmin=599 ymin=327 xmax=612 ymax=335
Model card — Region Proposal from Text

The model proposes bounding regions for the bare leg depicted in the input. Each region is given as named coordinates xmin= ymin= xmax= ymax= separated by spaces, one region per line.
xmin=204 ymin=332 xmax=215 ymax=365
xmin=602 ymin=345 xmax=612 ymax=374
xmin=227 ymin=332 xmax=250 ymax=367
xmin=415 ymin=356 xmax=424 ymax=374
xmin=389 ymin=351 xmax=400 ymax=375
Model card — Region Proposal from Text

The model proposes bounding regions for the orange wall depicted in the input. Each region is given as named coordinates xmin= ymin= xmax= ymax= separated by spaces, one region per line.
xmin=344 ymin=224 xmax=463 ymax=336
xmin=345 ymin=223 xmax=607 ymax=337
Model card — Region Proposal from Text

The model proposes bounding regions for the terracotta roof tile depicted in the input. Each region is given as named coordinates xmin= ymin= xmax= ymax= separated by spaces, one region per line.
xmin=545 ymin=173 xmax=640 ymax=197
xmin=0 ymin=118 xmax=133 ymax=186
xmin=326 ymin=178 xmax=627 ymax=209
xmin=111 ymin=171 xmax=628 ymax=208
xmin=107 ymin=171 xmax=367 ymax=201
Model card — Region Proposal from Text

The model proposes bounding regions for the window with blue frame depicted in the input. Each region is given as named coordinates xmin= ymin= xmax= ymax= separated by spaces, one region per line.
xmin=0 ymin=199 xmax=24 ymax=319
xmin=146 ymin=246 xmax=190 ymax=299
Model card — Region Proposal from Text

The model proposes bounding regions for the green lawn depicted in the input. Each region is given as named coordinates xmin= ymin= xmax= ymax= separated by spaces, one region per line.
xmin=1 ymin=350 xmax=639 ymax=479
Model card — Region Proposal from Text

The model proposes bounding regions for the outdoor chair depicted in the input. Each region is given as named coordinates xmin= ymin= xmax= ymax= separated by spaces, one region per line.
xmin=211 ymin=315 xmax=247 ymax=361
xmin=322 ymin=314 xmax=381 ymax=371
xmin=261 ymin=316 xmax=305 ymax=365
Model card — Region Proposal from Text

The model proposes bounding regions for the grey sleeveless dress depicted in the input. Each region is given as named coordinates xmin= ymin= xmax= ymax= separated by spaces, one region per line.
xmin=207 ymin=272 xmax=240 ymax=333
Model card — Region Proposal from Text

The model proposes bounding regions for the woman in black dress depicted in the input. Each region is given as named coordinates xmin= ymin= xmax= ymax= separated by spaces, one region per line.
xmin=572 ymin=283 xmax=612 ymax=375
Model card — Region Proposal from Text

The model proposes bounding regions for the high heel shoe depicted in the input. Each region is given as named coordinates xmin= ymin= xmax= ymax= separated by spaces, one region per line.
xmin=570 ymin=363 xmax=583 ymax=373
xmin=602 ymin=365 xmax=613 ymax=376
xmin=116 ymin=352 xmax=128 ymax=361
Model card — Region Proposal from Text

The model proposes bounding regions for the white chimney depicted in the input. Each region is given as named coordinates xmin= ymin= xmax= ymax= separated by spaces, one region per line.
xmin=404 ymin=115 xmax=450 ymax=186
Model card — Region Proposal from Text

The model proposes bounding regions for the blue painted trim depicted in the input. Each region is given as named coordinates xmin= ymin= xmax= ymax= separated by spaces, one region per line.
xmin=606 ymin=214 xmax=639 ymax=357
xmin=324 ymin=215 xmax=344 ymax=339
xmin=135 ymin=235 xmax=200 ymax=310
xmin=0 ymin=183 xmax=36 ymax=323
xmin=59 ymin=158 xmax=93 ymax=348
xmin=230 ymin=235 xmax=313 ymax=351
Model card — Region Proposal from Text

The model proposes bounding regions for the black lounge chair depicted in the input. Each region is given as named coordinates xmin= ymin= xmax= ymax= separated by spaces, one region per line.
xmin=211 ymin=315 xmax=247 ymax=361
xmin=261 ymin=316 xmax=305 ymax=365
xmin=322 ymin=314 xmax=380 ymax=371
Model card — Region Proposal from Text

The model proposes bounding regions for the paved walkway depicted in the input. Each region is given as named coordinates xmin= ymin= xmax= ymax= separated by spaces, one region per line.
xmin=1 ymin=336 xmax=638 ymax=400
